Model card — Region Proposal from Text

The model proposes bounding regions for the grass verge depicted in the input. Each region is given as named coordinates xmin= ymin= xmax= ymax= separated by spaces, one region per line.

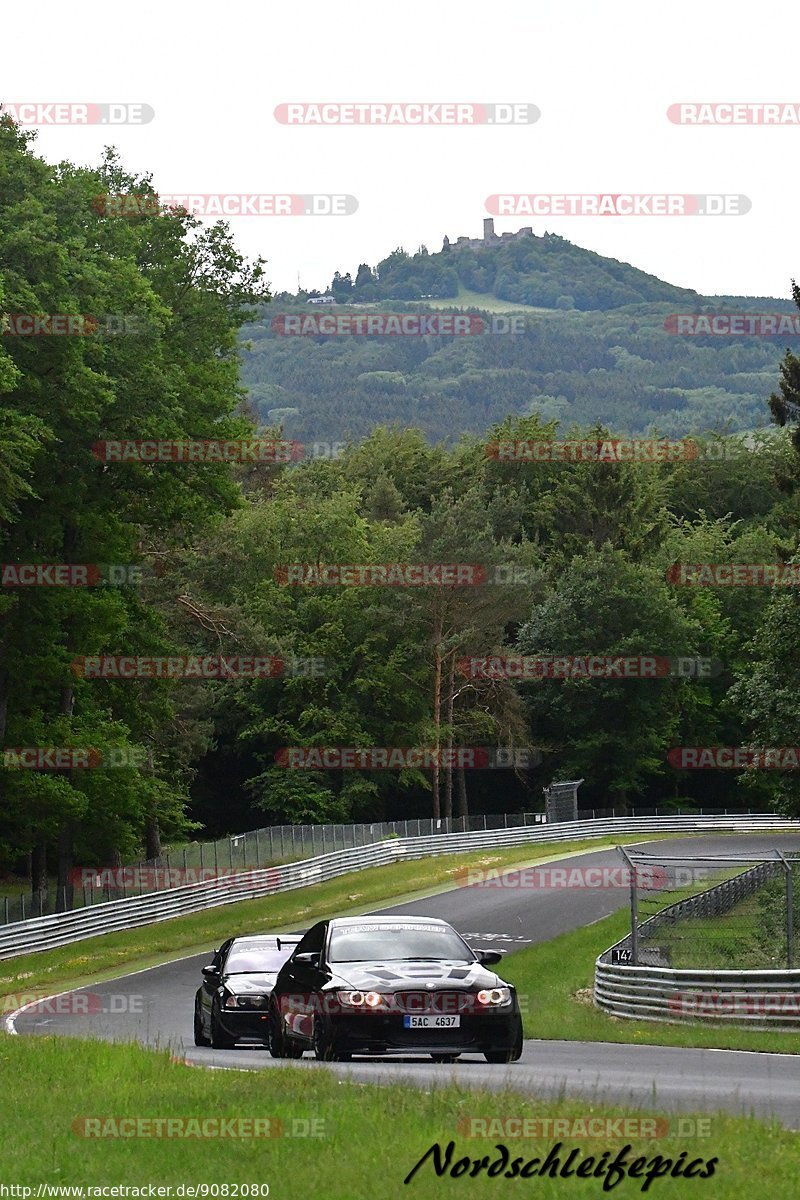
xmin=502 ymin=908 xmax=800 ymax=1053
xmin=1 ymin=1036 xmax=796 ymax=1199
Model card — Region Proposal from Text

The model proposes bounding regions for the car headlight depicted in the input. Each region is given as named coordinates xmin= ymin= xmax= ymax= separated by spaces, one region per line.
xmin=224 ymin=995 xmax=238 ymax=1008
xmin=476 ymin=987 xmax=512 ymax=1007
xmin=336 ymin=990 xmax=386 ymax=1009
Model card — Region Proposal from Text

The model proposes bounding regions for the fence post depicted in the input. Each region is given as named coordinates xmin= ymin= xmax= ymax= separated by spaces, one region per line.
xmin=618 ymin=846 xmax=638 ymax=965
xmin=200 ymin=842 xmax=204 ymax=871
xmin=778 ymin=851 xmax=794 ymax=968
xmin=4 ymin=896 xmax=8 ymax=924
xmin=269 ymin=826 xmax=274 ymax=861
xmin=256 ymin=828 xmax=261 ymax=867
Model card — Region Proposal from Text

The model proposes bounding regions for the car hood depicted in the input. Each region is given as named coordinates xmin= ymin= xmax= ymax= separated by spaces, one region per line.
xmin=221 ymin=973 xmax=279 ymax=994
xmin=326 ymin=959 xmax=507 ymax=991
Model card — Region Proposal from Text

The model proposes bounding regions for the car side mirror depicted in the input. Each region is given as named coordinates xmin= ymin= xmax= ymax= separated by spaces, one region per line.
xmin=201 ymin=964 xmax=220 ymax=980
xmin=473 ymin=949 xmax=503 ymax=966
xmin=292 ymin=951 xmax=321 ymax=968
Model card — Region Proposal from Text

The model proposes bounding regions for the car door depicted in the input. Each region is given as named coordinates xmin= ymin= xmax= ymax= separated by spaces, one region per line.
xmin=200 ymin=938 xmax=232 ymax=1021
xmin=276 ymin=922 xmax=327 ymax=1042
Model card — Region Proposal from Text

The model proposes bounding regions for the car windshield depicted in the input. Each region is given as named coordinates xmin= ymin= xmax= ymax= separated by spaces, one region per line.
xmin=224 ymin=948 xmax=288 ymax=973
xmin=328 ymin=923 xmax=473 ymax=963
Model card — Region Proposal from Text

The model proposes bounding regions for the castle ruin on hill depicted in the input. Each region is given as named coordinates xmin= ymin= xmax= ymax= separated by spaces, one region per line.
xmin=442 ymin=217 xmax=534 ymax=251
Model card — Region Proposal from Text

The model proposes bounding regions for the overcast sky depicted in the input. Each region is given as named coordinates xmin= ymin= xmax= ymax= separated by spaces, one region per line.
xmin=3 ymin=0 xmax=798 ymax=299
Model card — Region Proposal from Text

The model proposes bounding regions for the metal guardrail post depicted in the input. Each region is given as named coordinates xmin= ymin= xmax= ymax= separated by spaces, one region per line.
xmin=617 ymin=846 xmax=638 ymax=965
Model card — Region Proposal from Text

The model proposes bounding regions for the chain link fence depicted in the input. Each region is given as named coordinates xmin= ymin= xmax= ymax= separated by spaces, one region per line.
xmin=617 ymin=847 xmax=800 ymax=969
xmin=0 ymin=804 xmax=764 ymax=926
xmin=3 ymin=810 xmax=551 ymax=924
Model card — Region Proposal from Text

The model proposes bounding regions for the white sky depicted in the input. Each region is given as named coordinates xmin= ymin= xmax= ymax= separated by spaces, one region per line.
xmin=3 ymin=0 xmax=798 ymax=299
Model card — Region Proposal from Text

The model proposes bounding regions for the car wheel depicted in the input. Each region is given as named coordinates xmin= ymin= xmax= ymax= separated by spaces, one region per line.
xmin=313 ymin=1014 xmax=348 ymax=1062
xmin=210 ymin=1006 xmax=236 ymax=1050
xmin=484 ymin=1021 xmax=523 ymax=1064
xmin=269 ymin=1002 xmax=303 ymax=1059
xmin=430 ymin=1054 xmax=460 ymax=1063
xmin=193 ymin=999 xmax=211 ymax=1047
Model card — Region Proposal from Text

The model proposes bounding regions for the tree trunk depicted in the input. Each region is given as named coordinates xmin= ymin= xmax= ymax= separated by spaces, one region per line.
xmin=55 ymin=822 xmax=73 ymax=912
xmin=457 ymin=764 xmax=469 ymax=820
xmin=443 ymin=653 xmax=455 ymax=822
xmin=55 ymin=647 xmax=76 ymax=912
xmin=431 ymin=613 xmax=443 ymax=822
xmin=30 ymin=842 xmax=47 ymax=912
xmin=145 ymin=813 xmax=162 ymax=860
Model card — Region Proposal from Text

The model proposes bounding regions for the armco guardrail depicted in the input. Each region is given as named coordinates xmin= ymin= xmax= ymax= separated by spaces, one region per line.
xmin=595 ymin=854 xmax=800 ymax=1027
xmin=3 ymin=814 xmax=800 ymax=961
xmin=594 ymin=959 xmax=800 ymax=1028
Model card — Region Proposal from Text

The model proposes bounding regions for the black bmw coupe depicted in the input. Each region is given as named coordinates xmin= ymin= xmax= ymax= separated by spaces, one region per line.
xmin=194 ymin=933 xmax=301 ymax=1048
xmin=269 ymin=915 xmax=524 ymax=1063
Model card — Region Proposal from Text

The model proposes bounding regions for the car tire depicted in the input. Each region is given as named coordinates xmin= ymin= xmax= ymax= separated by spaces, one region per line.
xmin=430 ymin=1054 xmax=460 ymax=1063
xmin=313 ymin=1015 xmax=349 ymax=1062
xmin=210 ymin=1006 xmax=236 ymax=1050
xmin=269 ymin=1002 xmax=304 ymax=1059
xmin=193 ymin=999 xmax=211 ymax=1047
xmin=484 ymin=1021 xmax=523 ymax=1064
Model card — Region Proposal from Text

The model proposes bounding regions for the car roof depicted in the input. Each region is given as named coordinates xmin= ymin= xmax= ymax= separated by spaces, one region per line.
xmin=230 ymin=934 xmax=301 ymax=945
xmin=328 ymin=916 xmax=450 ymax=928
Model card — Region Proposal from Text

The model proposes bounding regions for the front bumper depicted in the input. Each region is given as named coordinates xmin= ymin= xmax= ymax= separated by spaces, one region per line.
xmin=218 ymin=1009 xmax=271 ymax=1041
xmin=323 ymin=1010 xmax=521 ymax=1054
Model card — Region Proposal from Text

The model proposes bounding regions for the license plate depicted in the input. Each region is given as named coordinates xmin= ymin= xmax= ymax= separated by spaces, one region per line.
xmin=403 ymin=1015 xmax=461 ymax=1029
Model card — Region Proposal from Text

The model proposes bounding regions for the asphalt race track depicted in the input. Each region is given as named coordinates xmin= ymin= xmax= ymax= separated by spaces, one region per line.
xmin=10 ymin=834 xmax=800 ymax=1128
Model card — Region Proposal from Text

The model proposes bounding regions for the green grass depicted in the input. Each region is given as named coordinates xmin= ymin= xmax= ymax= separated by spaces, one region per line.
xmin=0 ymin=835 xmax=676 ymax=1009
xmin=1 ymin=1036 xmax=796 ymax=1198
xmin=501 ymin=908 xmax=800 ymax=1053
xmin=651 ymin=889 xmax=783 ymax=970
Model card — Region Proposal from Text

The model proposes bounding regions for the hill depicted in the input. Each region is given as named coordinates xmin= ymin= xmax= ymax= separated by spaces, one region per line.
xmin=240 ymin=229 xmax=797 ymax=445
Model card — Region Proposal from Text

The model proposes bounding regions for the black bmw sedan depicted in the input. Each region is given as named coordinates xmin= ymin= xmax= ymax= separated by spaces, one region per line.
xmin=194 ymin=933 xmax=300 ymax=1048
xmin=269 ymin=915 xmax=524 ymax=1063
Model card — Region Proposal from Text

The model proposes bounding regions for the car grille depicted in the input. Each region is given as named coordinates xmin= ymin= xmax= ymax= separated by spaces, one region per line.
xmin=388 ymin=990 xmax=474 ymax=1014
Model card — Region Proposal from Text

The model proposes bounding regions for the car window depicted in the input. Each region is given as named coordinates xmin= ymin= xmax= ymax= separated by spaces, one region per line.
xmin=224 ymin=947 xmax=290 ymax=973
xmin=328 ymin=923 xmax=474 ymax=963
xmin=293 ymin=923 xmax=326 ymax=956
